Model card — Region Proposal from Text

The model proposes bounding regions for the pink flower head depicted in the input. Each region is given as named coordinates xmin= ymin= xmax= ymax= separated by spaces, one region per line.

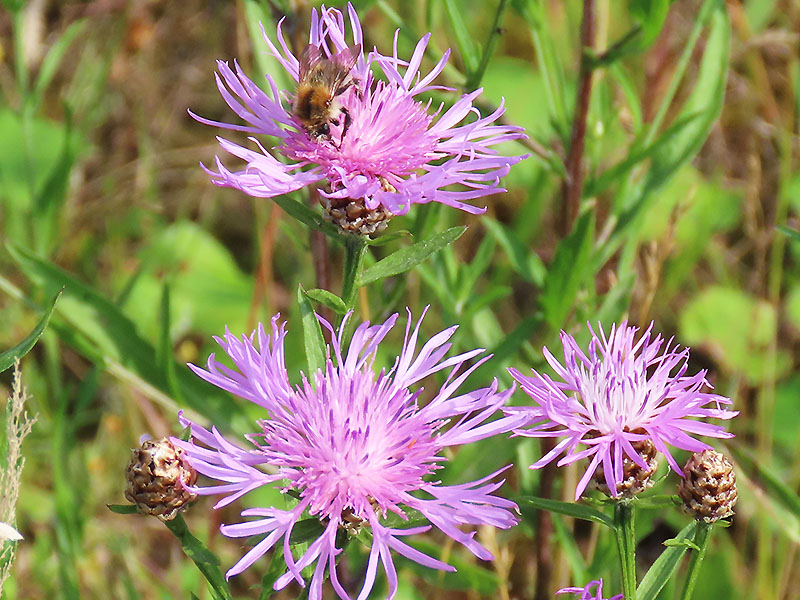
xmin=507 ymin=321 xmax=737 ymax=501
xmin=557 ymin=579 xmax=623 ymax=600
xmin=174 ymin=309 xmax=523 ymax=600
xmin=192 ymin=3 xmax=527 ymax=218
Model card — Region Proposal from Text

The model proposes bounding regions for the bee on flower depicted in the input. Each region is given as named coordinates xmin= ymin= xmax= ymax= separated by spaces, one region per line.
xmin=192 ymin=3 xmax=527 ymax=234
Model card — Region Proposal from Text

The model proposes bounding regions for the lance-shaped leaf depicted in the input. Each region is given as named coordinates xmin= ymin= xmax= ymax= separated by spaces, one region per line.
xmin=518 ymin=495 xmax=615 ymax=529
xmin=357 ymin=226 xmax=466 ymax=286
xmin=637 ymin=521 xmax=699 ymax=600
xmin=0 ymin=288 xmax=61 ymax=373
xmin=298 ymin=285 xmax=326 ymax=375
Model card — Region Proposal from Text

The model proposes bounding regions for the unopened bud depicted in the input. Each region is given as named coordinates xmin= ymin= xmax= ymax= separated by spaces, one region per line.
xmin=677 ymin=449 xmax=737 ymax=523
xmin=125 ymin=437 xmax=197 ymax=521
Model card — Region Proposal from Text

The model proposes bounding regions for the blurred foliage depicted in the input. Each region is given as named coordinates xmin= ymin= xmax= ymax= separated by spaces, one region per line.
xmin=0 ymin=0 xmax=798 ymax=598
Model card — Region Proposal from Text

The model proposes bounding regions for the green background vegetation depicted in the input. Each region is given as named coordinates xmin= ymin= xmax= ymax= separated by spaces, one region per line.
xmin=0 ymin=0 xmax=798 ymax=598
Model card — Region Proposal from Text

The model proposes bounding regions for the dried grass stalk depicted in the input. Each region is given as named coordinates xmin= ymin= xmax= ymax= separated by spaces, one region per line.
xmin=0 ymin=362 xmax=37 ymax=593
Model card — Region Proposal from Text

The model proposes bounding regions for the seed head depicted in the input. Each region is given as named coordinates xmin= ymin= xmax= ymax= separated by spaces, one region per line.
xmin=125 ymin=437 xmax=197 ymax=521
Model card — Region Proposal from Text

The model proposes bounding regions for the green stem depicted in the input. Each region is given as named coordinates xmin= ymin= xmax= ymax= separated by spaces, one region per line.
xmin=679 ymin=522 xmax=713 ymax=600
xmin=466 ymin=0 xmax=510 ymax=90
xmin=341 ymin=235 xmax=367 ymax=310
xmin=614 ymin=501 xmax=637 ymax=600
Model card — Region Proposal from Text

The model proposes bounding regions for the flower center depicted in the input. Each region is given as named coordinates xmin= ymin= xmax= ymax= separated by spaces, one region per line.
xmin=265 ymin=368 xmax=437 ymax=520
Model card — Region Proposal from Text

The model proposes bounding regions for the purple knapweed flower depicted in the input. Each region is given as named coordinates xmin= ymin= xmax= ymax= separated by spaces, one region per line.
xmin=507 ymin=321 xmax=737 ymax=501
xmin=173 ymin=310 xmax=523 ymax=600
xmin=557 ymin=579 xmax=623 ymax=600
xmin=192 ymin=3 xmax=527 ymax=224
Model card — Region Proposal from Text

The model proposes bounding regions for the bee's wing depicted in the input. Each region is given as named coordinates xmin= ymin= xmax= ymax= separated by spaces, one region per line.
xmin=327 ymin=44 xmax=361 ymax=97
xmin=332 ymin=44 xmax=361 ymax=72
xmin=298 ymin=44 xmax=324 ymax=81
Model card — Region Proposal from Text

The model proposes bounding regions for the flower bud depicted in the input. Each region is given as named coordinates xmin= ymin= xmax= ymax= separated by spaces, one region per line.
xmin=591 ymin=431 xmax=658 ymax=498
xmin=125 ymin=437 xmax=197 ymax=521
xmin=677 ymin=449 xmax=737 ymax=523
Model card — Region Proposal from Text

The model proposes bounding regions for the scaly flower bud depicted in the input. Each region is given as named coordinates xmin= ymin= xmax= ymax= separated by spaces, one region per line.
xmin=125 ymin=437 xmax=197 ymax=521
xmin=320 ymin=195 xmax=391 ymax=235
xmin=677 ymin=449 xmax=737 ymax=523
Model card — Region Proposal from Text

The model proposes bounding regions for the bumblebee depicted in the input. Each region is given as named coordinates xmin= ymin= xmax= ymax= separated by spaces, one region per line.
xmin=293 ymin=43 xmax=361 ymax=139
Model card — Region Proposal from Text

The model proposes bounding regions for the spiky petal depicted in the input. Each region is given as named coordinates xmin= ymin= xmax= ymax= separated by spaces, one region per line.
xmin=557 ymin=579 xmax=623 ymax=600
xmin=173 ymin=310 xmax=523 ymax=600
xmin=507 ymin=321 xmax=737 ymax=501
xmin=192 ymin=3 xmax=527 ymax=221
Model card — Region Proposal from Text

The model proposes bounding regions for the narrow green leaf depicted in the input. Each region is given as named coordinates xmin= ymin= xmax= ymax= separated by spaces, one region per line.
xmin=641 ymin=0 xmax=729 ymax=191
xmin=586 ymin=111 xmax=703 ymax=198
xmin=272 ymin=196 xmax=345 ymax=244
xmin=597 ymin=0 xmax=726 ymax=268
xmin=31 ymin=20 xmax=86 ymax=108
xmin=156 ymin=281 xmax=171 ymax=374
xmin=5 ymin=243 xmax=239 ymax=426
xmin=0 ymin=288 xmax=61 ymax=373
xmin=304 ymin=288 xmax=348 ymax=315
xmin=358 ymin=227 xmax=466 ymax=286
xmin=106 ymin=504 xmax=139 ymax=515
xmin=341 ymin=235 xmax=368 ymax=309
xmin=539 ymin=211 xmax=594 ymax=329
xmin=298 ymin=285 xmax=326 ymax=375
xmin=367 ymin=230 xmax=411 ymax=247
xmin=630 ymin=0 xmax=671 ymax=48
xmin=33 ymin=105 xmax=77 ymax=255
xmin=483 ymin=218 xmax=546 ymax=285
xmin=729 ymin=444 xmax=800 ymax=518
xmin=164 ymin=514 xmax=233 ymax=600
xmin=443 ymin=0 xmax=479 ymax=74
xmin=637 ymin=521 xmax=698 ymax=600
xmin=519 ymin=0 xmax=569 ymax=137
xmin=517 ymin=495 xmax=615 ymax=529
xmin=457 ymin=235 xmax=496 ymax=304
